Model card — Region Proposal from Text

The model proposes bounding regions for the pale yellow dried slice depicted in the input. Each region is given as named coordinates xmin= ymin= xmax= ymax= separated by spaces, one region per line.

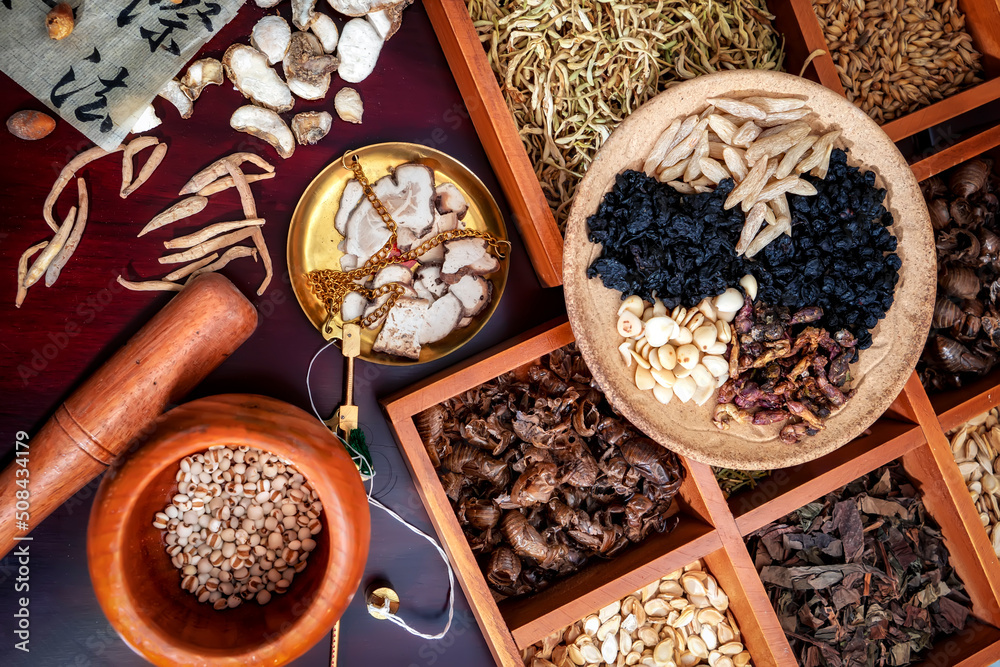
xmin=118 ymin=276 xmax=183 ymax=292
xmin=705 ymin=97 xmax=766 ymax=120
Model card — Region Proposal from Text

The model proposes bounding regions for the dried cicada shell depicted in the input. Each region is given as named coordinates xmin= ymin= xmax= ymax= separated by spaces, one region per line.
xmin=939 ymin=264 xmax=981 ymax=300
xmin=933 ymin=297 xmax=963 ymax=329
xmin=951 ymin=158 xmax=992 ymax=198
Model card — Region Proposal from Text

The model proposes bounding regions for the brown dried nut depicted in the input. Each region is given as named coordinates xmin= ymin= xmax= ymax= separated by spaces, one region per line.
xmin=291 ymin=111 xmax=332 ymax=146
xmin=222 ymin=45 xmax=294 ymax=112
xmin=335 ymin=87 xmax=364 ymax=124
xmin=230 ymin=106 xmax=295 ymax=159
xmin=7 ymin=110 xmax=55 ymax=140
xmin=337 ymin=18 xmax=384 ymax=83
xmin=46 ymin=3 xmax=74 ymax=40
xmin=179 ymin=58 xmax=224 ymax=101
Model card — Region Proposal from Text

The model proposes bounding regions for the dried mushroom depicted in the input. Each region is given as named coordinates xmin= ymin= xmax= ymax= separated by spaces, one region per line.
xmin=157 ymin=79 xmax=193 ymax=119
xmin=222 ymin=44 xmax=294 ymax=113
xmin=325 ymin=0 xmax=410 ymax=17
xmin=251 ymin=16 xmax=292 ymax=66
xmin=334 ymin=87 xmax=363 ymax=124
xmin=230 ymin=106 xmax=295 ymax=159
xmin=130 ymin=104 xmax=161 ymax=134
xmin=310 ymin=13 xmax=339 ymax=52
xmin=336 ymin=18 xmax=383 ymax=83
xmin=179 ymin=58 xmax=223 ymax=101
xmin=284 ymin=31 xmax=339 ymax=100
xmin=291 ymin=111 xmax=332 ymax=146
xmin=418 ymin=344 xmax=686 ymax=598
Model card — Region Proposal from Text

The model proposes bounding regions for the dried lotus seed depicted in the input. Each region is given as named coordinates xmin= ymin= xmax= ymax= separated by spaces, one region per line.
xmin=698 ymin=298 xmax=717 ymax=322
xmin=693 ymin=384 xmax=715 ymax=405
xmin=619 ymin=295 xmax=645 ymax=317
xmin=649 ymin=349 xmax=663 ymax=371
xmin=715 ymin=288 xmax=744 ymax=312
xmin=644 ymin=316 xmax=677 ymax=347
xmin=672 ymin=327 xmax=694 ymax=345
xmin=618 ymin=310 xmax=643 ymax=338
xmin=653 ymin=384 xmax=673 ymax=404
xmin=652 ymin=298 xmax=668 ymax=317
xmin=674 ymin=364 xmax=692 ymax=379
xmin=690 ymin=364 xmax=714 ymax=388
xmin=652 ymin=367 xmax=677 ymax=388
xmin=676 ymin=344 xmax=700 ymax=370
xmin=706 ymin=341 xmax=729 ymax=356
xmin=658 ymin=345 xmax=677 ymax=370
xmin=717 ymin=309 xmax=738 ymax=323
xmin=671 ymin=305 xmax=686 ymax=322
xmin=701 ymin=355 xmax=729 ymax=377
xmin=629 ymin=349 xmax=651 ymax=369
xmin=739 ymin=274 xmax=758 ymax=301
xmin=636 ymin=366 xmax=656 ymax=391
xmin=692 ymin=325 xmax=718 ymax=352
xmin=716 ymin=320 xmax=732 ymax=344
xmin=673 ymin=376 xmax=697 ymax=402
xmin=619 ymin=341 xmax=634 ymax=366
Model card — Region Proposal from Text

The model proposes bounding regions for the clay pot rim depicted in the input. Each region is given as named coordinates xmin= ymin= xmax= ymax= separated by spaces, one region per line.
xmin=87 ymin=394 xmax=369 ymax=666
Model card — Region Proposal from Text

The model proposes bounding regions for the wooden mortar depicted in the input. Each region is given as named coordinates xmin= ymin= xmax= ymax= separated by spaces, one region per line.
xmin=87 ymin=394 xmax=370 ymax=666
xmin=0 ymin=273 xmax=258 ymax=559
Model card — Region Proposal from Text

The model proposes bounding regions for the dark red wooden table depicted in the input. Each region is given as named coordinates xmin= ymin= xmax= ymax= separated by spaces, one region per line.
xmin=0 ymin=3 xmax=564 ymax=665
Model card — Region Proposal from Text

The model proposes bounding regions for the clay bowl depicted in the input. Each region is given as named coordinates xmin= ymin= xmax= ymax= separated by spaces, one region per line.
xmin=87 ymin=394 xmax=370 ymax=666
xmin=563 ymin=70 xmax=935 ymax=470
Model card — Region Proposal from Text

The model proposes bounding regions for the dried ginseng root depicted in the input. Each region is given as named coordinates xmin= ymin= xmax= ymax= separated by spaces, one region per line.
xmin=44 ymin=144 xmax=123 ymax=232
xmin=521 ymin=559 xmax=753 ymax=667
xmin=15 ymin=241 xmax=48 ymax=308
xmin=747 ymin=463 xmax=972 ymax=666
xmin=24 ymin=206 xmax=76 ymax=289
xmin=139 ymin=196 xmax=209 ymax=237
xmin=224 ymin=161 xmax=273 ymax=295
xmin=158 ymin=228 xmax=257 ymax=265
xmin=196 ymin=171 xmax=275 ymax=197
xmin=120 ymin=136 xmax=159 ymax=198
xmin=122 ymin=142 xmax=168 ymax=198
xmin=186 ymin=246 xmax=257 ymax=281
xmin=45 ymin=177 xmax=88 ymax=287
xmin=117 ymin=276 xmax=183 ymax=292
xmin=179 ymin=152 xmax=274 ymax=195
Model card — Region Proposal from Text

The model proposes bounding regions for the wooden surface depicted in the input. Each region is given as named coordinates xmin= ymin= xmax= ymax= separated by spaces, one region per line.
xmin=0 ymin=273 xmax=257 ymax=560
xmin=0 ymin=2 xmax=566 ymax=666
xmin=561 ymin=70 xmax=936 ymax=470
xmin=87 ymin=394 xmax=369 ymax=666
xmin=424 ymin=0 xmax=564 ymax=288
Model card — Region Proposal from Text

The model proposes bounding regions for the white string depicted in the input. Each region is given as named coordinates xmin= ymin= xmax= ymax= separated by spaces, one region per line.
xmin=306 ymin=341 xmax=454 ymax=640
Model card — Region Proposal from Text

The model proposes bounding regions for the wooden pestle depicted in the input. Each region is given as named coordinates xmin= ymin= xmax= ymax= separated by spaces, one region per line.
xmin=0 ymin=272 xmax=258 ymax=559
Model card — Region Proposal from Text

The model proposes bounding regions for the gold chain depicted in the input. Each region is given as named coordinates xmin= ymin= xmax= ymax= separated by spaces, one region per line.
xmin=306 ymin=152 xmax=510 ymax=334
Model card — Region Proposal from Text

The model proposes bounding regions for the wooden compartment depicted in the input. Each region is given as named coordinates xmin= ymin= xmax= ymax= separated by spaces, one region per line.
xmin=382 ymin=319 xmax=723 ymax=666
xmin=801 ymin=0 xmax=1000 ymax=143
xmin=742 ymin=409 xmax=1000 ymax=665
xmin=423 ymin=0 xmax=829 ymax=289
xmin=382 ymin=318 xmax=1000 ymax=665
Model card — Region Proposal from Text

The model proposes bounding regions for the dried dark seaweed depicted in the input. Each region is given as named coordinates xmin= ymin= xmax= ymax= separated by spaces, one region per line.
xmin=419 ymin=343 xmax=686 ymax=599
xmin=746 ymin=463 xmax=971 ymax=666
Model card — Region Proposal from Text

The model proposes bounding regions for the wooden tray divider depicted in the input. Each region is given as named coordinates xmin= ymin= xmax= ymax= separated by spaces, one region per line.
xmin=773 ymin=0 xmax=847 ymax=90
xmin=909 ymin=122 xmax=1000 ymax=183
xmin=423 ymin=0 xmax=563 ymax=288
xmin=686 ymin=459 xmax=798 ymax=666
xmin=930 ymin=367 xmax=1000 ymax=434
xmin=910 ymin=621 xmax=1000 ymax=667
xmin=729 ymin=413 xmax=926 ymax=536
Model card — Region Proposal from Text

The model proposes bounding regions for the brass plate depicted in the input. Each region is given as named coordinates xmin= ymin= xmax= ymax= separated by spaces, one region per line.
xmin=288 ymin=143 xmax=509 ymax=365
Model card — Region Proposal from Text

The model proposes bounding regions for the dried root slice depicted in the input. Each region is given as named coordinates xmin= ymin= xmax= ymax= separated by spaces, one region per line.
xmin=45 ymin=177 xmax=88 ymax=287
xmin=130 ymin=104 xmax=161 ymax=134
xmin=325 ymin=0 xmax=410 ymax=17
xmin=231 ymin=106 xmax=295 ymax=159
xmin=121 ymin=136 xmax=158 ymax=197
xmin=287 ymin=78 xmax=328 ymax=101
xmin=158 ymin=79 xmax=193 ymax=119
xmin=292 ymin=111 xmax=332 ymax=145
xmin=139 ymin=196 xmax=209 ymax=237
xmin=255 ymin=0 xmax=282 ymax=6
xmin=15 ymin=241 xmax=48 ymax=308
xmin=118 ymin=276 xmax=183 ymax=292
xmin=44 ymin=144 xmax=123 ymax=232
xmin=159 ymin=228 xmax=257 ymax=264
xmin=197 ymin=171 xmax=275 ymax=197
xmin=252 ymin=16 xmax=292 ymax=65
xmin=284 ymin=31 xmax=338 ymax=98
xmin=222 ymin=44 xmax=294 ymax=112
xmin=337 ymin=19 xmax=383 ymax=83
xmin=179 ymin=58 xmax=223 ymax=101
xmin=187 ymin=246 xmax=258 ymax=281
xmin=292 ymin=0 xmax=318 ymax=29
xmin=165 ymin=218 xmax=265 ymax=249
xmin=163 ymin=252 xmax=219 ymax=282
xmin=335 ymin=87 xmax=363 ymax=124
xmin=25 ymin=206 xmax=76 ymax=288
xmin=310 ymin=13 xmax=339 ymax=52
xmin=223 ymin=162 xmax=273 ymax=295
xmin=179 ymin=152 xmax=274 ymax=196
xmin=367 ymin=7 xmax=404 ymax=40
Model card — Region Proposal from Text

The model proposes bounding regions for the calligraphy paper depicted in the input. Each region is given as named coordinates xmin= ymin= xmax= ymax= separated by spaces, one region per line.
xmin=0 ymin=0 xmax=244 ymax=149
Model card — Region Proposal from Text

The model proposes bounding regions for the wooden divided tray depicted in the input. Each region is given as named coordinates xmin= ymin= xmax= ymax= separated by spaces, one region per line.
xmin=382 ymin=319 xmax=1000 ymax=666
xmin=423 ymin=0 xmax=1000 ymax=288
